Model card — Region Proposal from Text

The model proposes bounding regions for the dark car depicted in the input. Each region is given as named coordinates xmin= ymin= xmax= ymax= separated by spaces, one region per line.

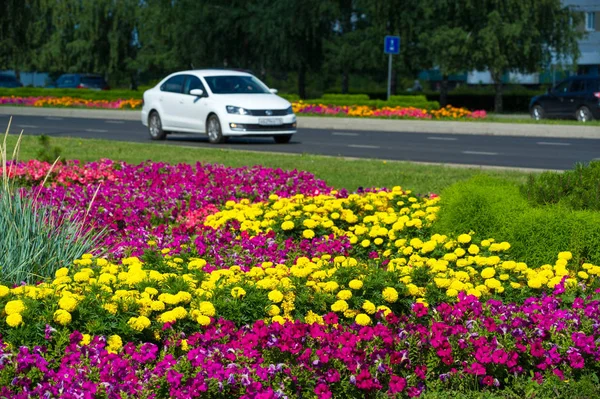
xmin=0 ymin=74 xmax=23 ymax=88
xmin=54 ymin=73 xmax=110 ymax=90
xmin=529 ymin=76 xmax=600 ymax=122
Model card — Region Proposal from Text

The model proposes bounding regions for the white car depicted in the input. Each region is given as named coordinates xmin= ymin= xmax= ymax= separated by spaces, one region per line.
xmin=141 ymin=69 xmax=297 ymax=144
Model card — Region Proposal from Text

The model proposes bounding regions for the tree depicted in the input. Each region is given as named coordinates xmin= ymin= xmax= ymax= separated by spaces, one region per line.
xmin=419 ymin=0 xmax=478 ymax=106
xmin=472 ymin=0 xmax=582 ymax=112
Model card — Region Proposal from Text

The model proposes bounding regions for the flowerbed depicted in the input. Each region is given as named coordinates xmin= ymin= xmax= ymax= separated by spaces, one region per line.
xmin=292 ymin=103 xmax=487 ymax=120
xmin=1 ymin=160 xmax=600 ymax=397
xmin=0 ymin=95 xmax=142 ymax=109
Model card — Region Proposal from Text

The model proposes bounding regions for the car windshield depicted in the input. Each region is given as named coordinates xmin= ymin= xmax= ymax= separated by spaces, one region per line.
xmin=204 ymin=75 xmax=270 ymax=94
xmin=82 ymin=76 xmax=105 ymax=84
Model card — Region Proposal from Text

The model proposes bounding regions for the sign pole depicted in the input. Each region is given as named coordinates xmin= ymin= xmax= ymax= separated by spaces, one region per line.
xmin=387 ymin=53 xmax=392 ymax=101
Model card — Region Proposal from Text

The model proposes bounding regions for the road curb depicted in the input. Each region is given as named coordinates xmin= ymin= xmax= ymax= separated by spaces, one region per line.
xmin=0 ymin=106 xmax=598 ymax=139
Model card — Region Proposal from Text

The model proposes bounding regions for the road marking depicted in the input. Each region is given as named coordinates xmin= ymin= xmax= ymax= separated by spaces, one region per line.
xmin=462 ymin=151 xmax=498 ymax=156
xmin=332 ymin=132 xmax=359 ymax=136
xmin=46 ymin=117 xmax=63 ymax=120
xmin=536 ymin=141 xmax=571 ymax=146
xmin=17 ymin=124 xmax=38 ymax=128
xmin=85 ymin=128 xmax=108 ymax=133
xmin=105 ymin=120 xmax=125 ymax=124
xmin=427 ymin=136 xmax=458 ymax=141
xmin=348 ymin=144 xmax=380 ymax=149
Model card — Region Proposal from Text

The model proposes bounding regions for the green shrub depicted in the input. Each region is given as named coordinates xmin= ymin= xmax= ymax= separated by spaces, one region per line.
xmin=521 ymin=161 xmax=600 ymax=211
xmin=36 ymin=135 xmax=63 ymax=164
xmin=433 ymin=174 xmax=600 ymax=267
xmin=322 ymin=93 xmax=370 ymax=101
xmin=278 ymin=93 xmax=300 ymax=102
xmin=0 ymin=87 xmax=143 ymax=100
xmin=0 ymin=123 xmax=105 ymax=284
xmin=433 ymin=175 xmax=529 ymax=239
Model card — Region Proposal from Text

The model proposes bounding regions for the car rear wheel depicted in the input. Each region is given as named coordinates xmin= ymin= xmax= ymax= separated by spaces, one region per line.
xmin=273 ymin=134 xmax=293 ymax=144
xmin=531 ymin=105 xmax=545 ymax=121
xmin=207 ymin=115 xmax=228 ymax=144
xmin=148 ymin=111 xmax=166 ymax=140
xmin=576 ymin=106 xmax=593 ymax=122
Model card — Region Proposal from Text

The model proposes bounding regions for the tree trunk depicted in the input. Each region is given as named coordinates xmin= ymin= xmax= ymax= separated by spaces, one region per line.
xmin=492 ymin=70 xmax=503 ymax=113
xmin=298 ymin=65 xmax=307 ymax=100
xmin=341 ymin=69 xmax=349 ymax=94
xmin=391 ymin=71 xmax=397 ymax=96
xmin=440 ymin=74 xmax=449 ymax=107
xmin=130 ymin=72 xmax=138 ymax=91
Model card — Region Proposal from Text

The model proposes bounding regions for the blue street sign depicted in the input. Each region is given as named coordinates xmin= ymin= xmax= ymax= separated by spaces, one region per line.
xmin=384 ymin=36 xmax=400 ymax=55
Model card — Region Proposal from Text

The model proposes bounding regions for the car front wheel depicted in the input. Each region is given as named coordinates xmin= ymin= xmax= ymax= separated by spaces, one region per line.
xmin=273 ymin=134 xmax=293 ymax=144
xmin=531 ymin=105 xmax=544 ymax=121
xmin=207 ymin=115 xmax=228 ymax=144
xmin=148 ymin=111 xmax=166 ymax=140
xmin=576 ymin=106 xmax=593 ymax=122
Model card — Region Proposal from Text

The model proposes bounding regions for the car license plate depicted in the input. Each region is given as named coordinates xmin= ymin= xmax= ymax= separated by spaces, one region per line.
xmin=258 ymin=118 xmax=283 ymax=126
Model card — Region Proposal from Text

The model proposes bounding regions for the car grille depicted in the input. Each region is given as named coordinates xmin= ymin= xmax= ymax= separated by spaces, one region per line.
xmin=250 ymin=109 xmax=289 ymax=116
xmin=242 ymin=123 xmax=296 ymax=131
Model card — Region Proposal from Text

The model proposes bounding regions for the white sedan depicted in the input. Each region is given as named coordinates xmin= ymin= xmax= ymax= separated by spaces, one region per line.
xmin=141 ymin=69 xmax=297 ymax=144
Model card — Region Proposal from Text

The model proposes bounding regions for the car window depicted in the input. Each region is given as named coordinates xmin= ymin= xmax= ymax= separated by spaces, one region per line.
xmin=160 ymin=75 xmax=185 ymax=93
xmin=81 ymin=76 xmax=106 ymax=85
xmin=0 ymin=75 xmax=12 ymax=82
xmin=553 ymin=80 xmax=570 ymax=93
xmin=569 ymin=79 xmax=585 ymax=92
xmin=586 ymin=79 xmax=600 ymax=92
xmin=59 ymin=75 xmax=76 ymax=85
xmin=183 ymin=75 xmax=206 ymax=95
xmin=204 ymin=75 xmax=270 ymax=94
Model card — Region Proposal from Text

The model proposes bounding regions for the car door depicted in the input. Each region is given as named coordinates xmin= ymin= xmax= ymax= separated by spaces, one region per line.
xmin=564 ymin=79 xmax=585 ymax=116
xmin=176 ymin=75 xmax=210 ymax=132
xmin=545 ymin=80 xmax=571 ymax=117
xmin=158 ymin=75 xmax=186 ymax=128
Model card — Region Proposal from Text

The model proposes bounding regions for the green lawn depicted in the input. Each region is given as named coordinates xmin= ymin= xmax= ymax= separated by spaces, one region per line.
xmin=4 ymin=134 xmax=534 ymax=194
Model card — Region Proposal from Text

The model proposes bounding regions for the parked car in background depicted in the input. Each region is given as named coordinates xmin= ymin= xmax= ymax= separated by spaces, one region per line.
xmin=53 ymin=73 xmax=110 ymax=90
xmin=141 ymin=69 xmax=296 ymax=144
xmin=529 ymin=76 xmax=600 ymax=122
xmin=0 ymin=74 xmax=23 ymax=88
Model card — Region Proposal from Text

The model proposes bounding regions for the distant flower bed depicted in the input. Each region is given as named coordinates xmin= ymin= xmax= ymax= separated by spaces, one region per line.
xmin=0 ymin=95 xmax=142 ymax=109
xmin=293 ymin=102 xmax=487 ymax=120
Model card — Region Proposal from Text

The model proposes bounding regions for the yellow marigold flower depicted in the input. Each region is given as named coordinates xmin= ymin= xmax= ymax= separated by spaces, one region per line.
xmin=361 ymin=239 xmax=371 ymax=248
xmin=480 ymin=267 xmax=496 ymax=279
xmin=331 ymin=300 xmax=349 ymax=313
xmin=197 ymin=315 xmax=211 ymax=326
xmin=161 ymin=248 xmax=171 ymax=254
xmin=558 ymin=251 xmax=572 ymax=261
xmin=485 ymin=278 xmax=502 ymax=290
xmin=268 ymin=290 xmax=284 ymax=303
xmin=468 ymin=244 xmax=479 ymax=255
xmin=382 ymin=287 xmax=398 ymax=303
xmin=510 ymin=282 xmax=521 ymax=289
xmin=349 ymin=279 xmax=363 ymax=290
xmin=107 ymin=335 xmax=123 ymax=352
xmin=231 ymin=287 xmax=246 ymax=298
xmin=180 ymin=339 xmax=189 ymax=352
xmin=336 ymin=289 xmax=352 ymax=300
xmin=127 ymin=316 xmax=151 ymax=331
xmin=271 ymin=315 xmax=286 ymax=325
xmin=578 ymin=271 xmax=589 ymax=279
xmin=323 ymin=281 xmax=339 ymax=293
xmin=446 ymin=288 xmax=459 ymax=297
xmin=528 ymin=279 xmax=542 ymax=289
xmin=199 ymin=301 xmax=216 ymax=316
xmin=499 ymin=274 xmax=510 ymax=281
xmin=96 ymin=258 xmax=108 ymax=267
xmin=58 ymin=296 xmax=78 ymax=312
xmin=302 ymin=229 xmax=315 ymax=239
xmin=55 ymin=267 xmax=69 ymax=278
xmin=362 ymin=300 xmax=376 ymax=314
xmin=103 ymin=303 xmax=118 ymax=315
xmin=457 ymin=234 xmax=472 ymax=244
xmin=80 ymin=334 xmax=92 ymax=346
xmin=374 ymin=238 xmax=384 ymax=246
xmin=54 ymin=309 xmax=72 ymax=325
xmin=454 ymin=248 xmax=466 ymax=257
xmin=0 ymin=285 xmax=9 ymax=297
xmin=5 ymin=300 xmax=26 ymax=315
xmin=281 ymin=221 xmax=295 ymax=231
xmin=305 ymin=310 xmax=323 ymax=325
xmin=355 ymin=313 xmax=371 ymax=326
xmin=267 ymin=305 xmax=280 ymax=316
xmin=188 ymin=259 xmax=207 ymax=270
xmin=150 ymin=300 xmax=165 ymax=311
xmin=6 ymin=313 xmax=23 ymax=328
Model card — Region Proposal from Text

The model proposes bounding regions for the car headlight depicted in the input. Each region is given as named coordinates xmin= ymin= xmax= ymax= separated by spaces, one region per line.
xmin=226 ymin=105 xmax=252 ymax=115
xmin=286 ymin=106 xmax=294 ymax=115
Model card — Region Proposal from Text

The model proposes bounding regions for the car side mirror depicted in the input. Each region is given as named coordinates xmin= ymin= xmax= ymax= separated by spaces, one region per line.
xmin=190 ymin=89 xmax=204 ymax=97
xmin=269 ymin=88 xmax=278 ymax=94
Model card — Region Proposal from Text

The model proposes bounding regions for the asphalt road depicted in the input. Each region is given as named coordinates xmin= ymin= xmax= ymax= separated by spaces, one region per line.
xmin=2 ymin=113 xmax=599 ymax=170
